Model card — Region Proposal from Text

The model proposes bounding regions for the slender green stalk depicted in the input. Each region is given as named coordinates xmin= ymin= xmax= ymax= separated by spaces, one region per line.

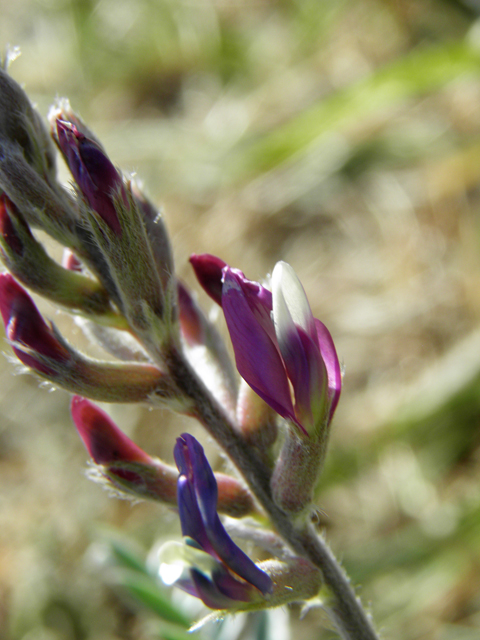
xmin=164 ymin=346 xmax=380 ymax=640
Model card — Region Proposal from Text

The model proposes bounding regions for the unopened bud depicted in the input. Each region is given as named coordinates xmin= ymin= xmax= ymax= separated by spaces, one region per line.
xmin=270 ymin=429 xmax=326 ymax=517
xmin=189 ymin=253 xmax=227 ymax=307
xmin=0 ymin=67 xmax=56 ymax=182
xmin=0 ymin=274 xmax=174 ymax=403
xmin=0 ymin=272 xmax=70 ymax=376
xmin=54 ymin=119 xmax=124 ymax=236
xmin=0 ymin=195 xmax=122 ymax=327
xmin=71 ymin=396 xmax=178 ymax=504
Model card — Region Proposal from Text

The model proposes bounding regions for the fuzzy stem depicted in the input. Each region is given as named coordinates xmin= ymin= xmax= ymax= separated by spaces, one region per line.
xmin=164 ymin=346 xmax=379 ymax=640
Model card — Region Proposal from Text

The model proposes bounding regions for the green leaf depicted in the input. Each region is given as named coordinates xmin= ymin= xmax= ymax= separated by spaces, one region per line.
xmin=116 ymin=571 xmax=191 ymax=628
xmin=234 ymin=39 xmax=480 ymax=176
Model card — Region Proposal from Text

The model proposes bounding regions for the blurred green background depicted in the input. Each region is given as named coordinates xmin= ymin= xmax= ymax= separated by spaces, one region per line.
xmin=3 ymin=0 xmax=480 ymax=638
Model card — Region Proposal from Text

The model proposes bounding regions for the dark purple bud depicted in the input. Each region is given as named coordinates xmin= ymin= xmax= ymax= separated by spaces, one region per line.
xmin=189 ymin=253 xmax=227 ymax=307
xmin=71 ymin=396 xmax=153 ymax=466
xmin=0 ymin=273 xmax=70 ymax=376
xmin=174 ymin=434 xmax=273 ymax=599
xmin=55 ymin=119 xmax=123 ymax=235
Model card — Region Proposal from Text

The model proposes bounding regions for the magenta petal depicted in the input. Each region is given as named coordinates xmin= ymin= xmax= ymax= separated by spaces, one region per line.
xmin=0 ymin=273 xmax=69 ymax=375
xmin=314 ymin=319 xmax=342 ymax=420
xmin=70 ymin=396 xmax=153 ymax=465
xmin=280 ymin=325 xmax=326 ymax=434
xmin=189 ymin=254 xmax=227 ymax=307
xmin=222 ymin=270 xmax=296 ymax=424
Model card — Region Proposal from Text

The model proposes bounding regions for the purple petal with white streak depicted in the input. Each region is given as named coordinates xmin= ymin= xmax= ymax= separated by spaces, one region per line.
xmin=222 ymin=269 xmax=296 ymax=425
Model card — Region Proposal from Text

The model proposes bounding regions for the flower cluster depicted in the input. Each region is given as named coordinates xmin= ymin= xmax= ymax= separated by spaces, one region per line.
xmin=0 ymin=62 xmax=364 ymax=633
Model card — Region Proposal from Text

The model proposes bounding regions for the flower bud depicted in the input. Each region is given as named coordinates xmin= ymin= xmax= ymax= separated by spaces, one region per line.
xmin=189 ymin=253 xmax=227 ymax=307
xmin=0 ymin=66 xmax=56 ymax=183
xmin=0 ymin=272 xmax=71 ymax=376
xmin=52 ymin=110 xmax=179 ymax=358
xmin=0 ymin=274 xmax=174 ymax=403
xmin=0 ymin=194 xmax=121 ymax=325
xmin=71 ymin=396 xmax=178 ymax=504
xmin=54 ymin=119 xmax=124 ymax=236
xmin=72 ymin=399 xmax=257 ymax=516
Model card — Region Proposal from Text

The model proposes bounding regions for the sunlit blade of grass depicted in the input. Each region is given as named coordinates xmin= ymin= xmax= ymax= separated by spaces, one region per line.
xmin=234 ymin=39 xmax=480 ymax=177
xmin=115 ymin=570 xmax=191 ymax=628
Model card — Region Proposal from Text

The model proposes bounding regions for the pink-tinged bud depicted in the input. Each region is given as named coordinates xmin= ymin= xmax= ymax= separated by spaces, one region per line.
xmin=0 ymin=195 xmax=24 ymax=256
xmin=55 ymin=119 xmax=123 ymax=236
xmin=71 ymin=395 xmax=178 ymax=503
xmin=71 ymin=396 xmax=152 ymax=466
xmin=70 ymin=397 xmax=256 ymax=517
xmin=0 ymin=273 xmax=70 ymax=376
xmin=189 ymin=254 xmax=227 ymax=307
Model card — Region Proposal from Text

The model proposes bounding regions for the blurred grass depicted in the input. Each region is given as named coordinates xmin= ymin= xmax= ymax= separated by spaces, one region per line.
xmin=3 ymin=0 xmax=480 ymax=639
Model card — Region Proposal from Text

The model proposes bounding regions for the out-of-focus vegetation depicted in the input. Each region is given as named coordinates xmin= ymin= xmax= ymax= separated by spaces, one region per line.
xmin=2 ymin=0 xmax=480 ymax=638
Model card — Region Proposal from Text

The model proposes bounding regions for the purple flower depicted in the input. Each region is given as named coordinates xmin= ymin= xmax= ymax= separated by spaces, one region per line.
xmin=0 ymin=273 xmax=70 ymax=376
xmin=159 ymin=434 xmax=272 ymax=609
xmin=191 ymin=255 xmax=342 ymax=436
xmin=55 ymin=119 xmax=124 ymax=235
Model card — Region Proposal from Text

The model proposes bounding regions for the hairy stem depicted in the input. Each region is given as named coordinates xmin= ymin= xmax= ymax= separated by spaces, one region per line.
xmin=165 ymin=346 xmax=379 ymax=640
